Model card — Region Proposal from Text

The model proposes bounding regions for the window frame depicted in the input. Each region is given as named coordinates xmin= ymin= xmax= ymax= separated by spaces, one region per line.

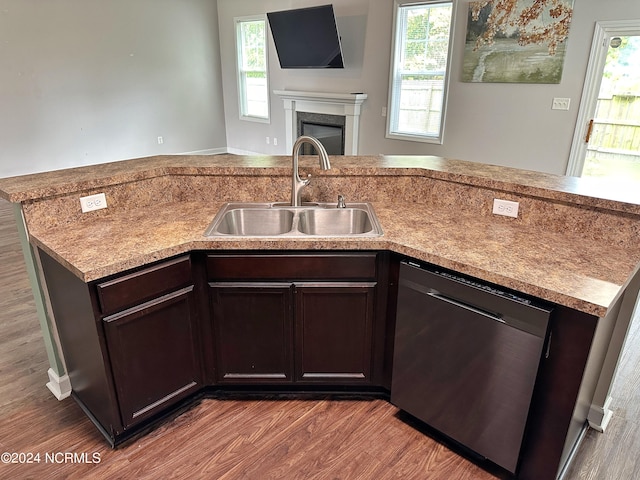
xmin=386 ymin=0 xmax=456 ymax=144
xmin=235 ymin=15 xmax=270 ymax=124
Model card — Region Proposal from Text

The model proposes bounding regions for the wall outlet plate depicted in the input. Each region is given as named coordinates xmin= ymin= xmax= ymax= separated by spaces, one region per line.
xmin=80 ymin=193 xmax=107 ymax=213
xmin=552 ymin=98 xmax=571 ymax=110
xmin=493 ymin=198 xmax=519 ymax=218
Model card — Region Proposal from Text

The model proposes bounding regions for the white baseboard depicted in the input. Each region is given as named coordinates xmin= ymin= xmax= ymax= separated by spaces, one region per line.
xmin=588 ymin=395 xmax=614 ymax=432
xmin=46 ymin=368 xmax=71 ymax=400
xmin=178 ymin=146 xmax=275 ymax=156
xmin=226 ymin=147 xmax=265 ymax=156
xmin=179 ymin=147 xmax=228 ymax=155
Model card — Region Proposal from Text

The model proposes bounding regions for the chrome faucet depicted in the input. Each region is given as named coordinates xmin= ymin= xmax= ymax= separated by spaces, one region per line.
xmin=291 ymin=135 xmax=331 ymax=207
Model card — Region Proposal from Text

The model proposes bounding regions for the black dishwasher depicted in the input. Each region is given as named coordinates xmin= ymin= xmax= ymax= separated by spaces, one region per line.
xmin=391 ymin=261 xmax=552 ymax=474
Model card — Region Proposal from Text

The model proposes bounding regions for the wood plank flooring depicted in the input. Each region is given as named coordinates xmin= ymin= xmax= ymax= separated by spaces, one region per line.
xmin=0 ymin=197 xmax=638 ymax=479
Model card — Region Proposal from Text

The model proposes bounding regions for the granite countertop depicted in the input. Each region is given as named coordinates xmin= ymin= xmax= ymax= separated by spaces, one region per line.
xmin=3 ymin=154 xmax=640 ymax=317
xmin=3 ymin=154 xmax=640 ymax=214
xmin=24 ymin=198 xmax=640 ymax=318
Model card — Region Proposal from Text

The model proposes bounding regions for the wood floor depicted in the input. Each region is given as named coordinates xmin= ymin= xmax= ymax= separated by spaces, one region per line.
xmin=0 ymin=197 xmax=638 ymax=479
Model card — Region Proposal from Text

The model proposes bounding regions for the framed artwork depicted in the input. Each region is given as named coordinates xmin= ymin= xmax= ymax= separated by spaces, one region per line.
xmin=462 ymin=0 xmax=575 ymax=83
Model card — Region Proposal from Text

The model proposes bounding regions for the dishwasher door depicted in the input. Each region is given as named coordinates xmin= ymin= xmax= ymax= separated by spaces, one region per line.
xmin=391 ymin=262 xmax=552 ymax=473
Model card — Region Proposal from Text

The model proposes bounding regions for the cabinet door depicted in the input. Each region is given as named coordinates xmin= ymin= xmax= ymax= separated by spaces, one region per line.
xmin=295 ymin=283 xmax=376 ymax=384
xmin=210 ymin=283 xmax=294 ymax=384
xmin=103 ymin=287 xmax=202 ymax=428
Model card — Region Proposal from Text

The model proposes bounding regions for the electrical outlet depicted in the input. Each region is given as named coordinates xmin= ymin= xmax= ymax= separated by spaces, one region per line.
xmin=80 ymin=193 xmax=107 ymax=213
xmin=266 ymin=136 xmax=270 ymax=145
xmin=157 ymin=136 xmax=164 ymax=144
xmin=273 ymin=138 xmax=278 ymax=146
xmin=492 ymin=198 xmax=519 ymax=218
xmin=552 ymin=98 xmax=570 ymax=110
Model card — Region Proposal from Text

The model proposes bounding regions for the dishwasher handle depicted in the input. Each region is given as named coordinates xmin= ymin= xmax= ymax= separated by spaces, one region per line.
xmin=427 ymin=290 xmax=506 ymax=324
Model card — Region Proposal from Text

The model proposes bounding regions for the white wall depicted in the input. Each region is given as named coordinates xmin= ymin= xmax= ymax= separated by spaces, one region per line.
xmin=217 ymin=0 xmax=640 ymax=175
xmin=0 ymin=0 xmax=227 ymax=178
xmin=3 ymin=1 xmax=639 ymax=178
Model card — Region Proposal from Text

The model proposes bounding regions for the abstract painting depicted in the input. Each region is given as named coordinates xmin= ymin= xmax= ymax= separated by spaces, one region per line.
xmin=462 ymin=0 xmax=574 ymax=83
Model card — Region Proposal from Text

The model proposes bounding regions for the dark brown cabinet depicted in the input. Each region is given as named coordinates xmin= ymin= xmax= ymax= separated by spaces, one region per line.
xmin=206 ymin=253 xmax=382 ymax=387
xmin=209 ymin=283 xmax=294 ymax=383
xmin=98 ymin=256 xmax=203 ymax=428
xmin=103 ymin=287 xmax=202 ymax=427
xmin=39 ymin=251 xmax=204 ymax=438
xmin=295 ymin=284 xmax=375 ymax=383
xmin=40 ymin=249 xmax=388 ymax=444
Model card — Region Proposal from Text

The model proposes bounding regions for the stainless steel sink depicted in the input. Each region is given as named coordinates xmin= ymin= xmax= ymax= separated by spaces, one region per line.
xmin=204 ymin=202 xmax=383 ymax=237
xmin=298 ymin=208 xmax=374 ymax=235
xmin=213 ymin=208 xmax=294 ymax=236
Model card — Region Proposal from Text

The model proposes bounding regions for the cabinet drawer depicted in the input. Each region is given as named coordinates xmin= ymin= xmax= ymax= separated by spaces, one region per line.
xmin=206 ymin=253 xmax=377 ymax=281
xmin=96 ymin=256 xmax=192 ymax=315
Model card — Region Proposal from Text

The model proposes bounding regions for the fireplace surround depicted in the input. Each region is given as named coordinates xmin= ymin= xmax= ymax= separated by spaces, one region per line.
xmin=275 ymin=90 xmax=368 ymax=155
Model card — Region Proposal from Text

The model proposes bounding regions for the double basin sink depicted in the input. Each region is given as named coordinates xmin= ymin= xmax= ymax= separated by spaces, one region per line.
xmin=204 ymin=202 xmax=383 ymax=237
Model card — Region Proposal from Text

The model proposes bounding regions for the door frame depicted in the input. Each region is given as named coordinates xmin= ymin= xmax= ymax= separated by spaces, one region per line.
xmin=566 ymin=20 xmax=640 ymax=177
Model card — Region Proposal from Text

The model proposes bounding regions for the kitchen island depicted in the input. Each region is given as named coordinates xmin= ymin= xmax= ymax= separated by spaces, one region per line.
xmin=1 ymin=154 xmax=640 ymax=479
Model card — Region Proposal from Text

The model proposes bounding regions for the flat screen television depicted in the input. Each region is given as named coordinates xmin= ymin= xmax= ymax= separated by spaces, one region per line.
xmin=267 ymin=4 xmax=344 ymax=69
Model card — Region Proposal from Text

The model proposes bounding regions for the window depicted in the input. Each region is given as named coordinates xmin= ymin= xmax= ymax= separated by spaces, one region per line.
xmin=235 ymin=16 xmax=269 ymax=122
xmin=387 ymin=1 xmax=454 ymax=143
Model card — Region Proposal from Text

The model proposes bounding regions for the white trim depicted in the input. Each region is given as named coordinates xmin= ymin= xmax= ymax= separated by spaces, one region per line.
xmin=588 ymin=395 xmax=614 ymax=432
xmin=226 ymin=147 xmax=264 ymax=156
xmin=179 ymin=147 xmax=228 ymax=155
xmin=274 ymin=90 xmax=367 ymax=154
xmin=235 ymin=15 xmax=270 ymax=123
xmin=385 ymin=0 xmax=456 ymax=145
xmin=566 ymin=20 xmax=640 ymax=176
xmin=240 ymin=114 xmax=270 ymax=125
xmin=46 ymin=368 xmax=71 ymax=400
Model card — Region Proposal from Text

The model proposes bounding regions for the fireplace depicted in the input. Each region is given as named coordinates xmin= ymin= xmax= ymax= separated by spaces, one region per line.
xmin=275 ymin=90 xmax=368 ymax=155
xmin=297 ymin=112 xmax=346 ymax=155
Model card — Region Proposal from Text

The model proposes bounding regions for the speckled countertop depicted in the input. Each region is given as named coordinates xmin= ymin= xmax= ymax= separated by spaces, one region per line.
xmin=2 ymin=154 xmax=640 ymax=317
xmin=3 ymin=154 xmax=640 ymax=212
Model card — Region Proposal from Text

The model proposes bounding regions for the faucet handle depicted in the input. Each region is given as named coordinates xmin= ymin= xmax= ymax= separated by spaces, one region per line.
xmin=337 ymin=195 xmax=346 ymax=208
xmin=295 ymin=172 xmax=311 ymax=184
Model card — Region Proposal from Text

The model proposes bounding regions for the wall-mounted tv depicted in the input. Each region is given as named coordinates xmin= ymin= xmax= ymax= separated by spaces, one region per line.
xmin=267 ymin=4 xmax=344 ymax=69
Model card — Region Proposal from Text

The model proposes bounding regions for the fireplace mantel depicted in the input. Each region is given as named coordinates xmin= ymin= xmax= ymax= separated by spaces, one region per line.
xmin=274 ymin=90 xmax=368 ymax=155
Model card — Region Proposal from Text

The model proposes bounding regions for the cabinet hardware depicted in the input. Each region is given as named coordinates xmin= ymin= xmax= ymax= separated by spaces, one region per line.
xmin=545 ymin=330 xmax=553 ymax=359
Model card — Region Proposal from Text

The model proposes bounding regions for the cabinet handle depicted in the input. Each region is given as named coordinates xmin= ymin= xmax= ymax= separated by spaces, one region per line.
xmin=427 ymin=291 xmax=505 ymax=324
xmin=545 ymin=330 xmax=553 ymax=359
xmin=103 ymin=286 xmax=193 ymax=322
